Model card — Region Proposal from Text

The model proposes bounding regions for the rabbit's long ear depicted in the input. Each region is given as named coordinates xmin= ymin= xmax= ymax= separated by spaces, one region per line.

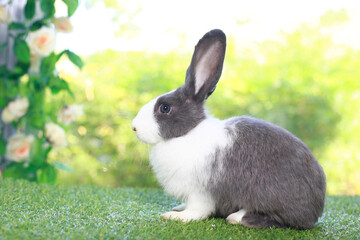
xmin=184 ymin=29 xmax=226 ymax=102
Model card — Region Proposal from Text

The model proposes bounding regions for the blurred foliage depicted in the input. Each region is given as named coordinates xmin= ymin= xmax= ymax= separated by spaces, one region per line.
xmin=0 ymin=0 xmax=81 ymax=183
xmin=55 ymin=11 xmax=359 ymax=195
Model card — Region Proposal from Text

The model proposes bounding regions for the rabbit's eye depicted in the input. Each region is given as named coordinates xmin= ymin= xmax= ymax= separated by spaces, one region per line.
xmin=159 ymin=104 xmax=171 ymax=114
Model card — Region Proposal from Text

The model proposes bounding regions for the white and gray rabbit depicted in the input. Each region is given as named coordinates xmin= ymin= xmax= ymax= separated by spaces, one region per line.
xmin=132 ymin=29 xmax=326 ymax=229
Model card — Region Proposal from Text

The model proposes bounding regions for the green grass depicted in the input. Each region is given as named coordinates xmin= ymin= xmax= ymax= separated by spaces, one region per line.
xmin=0 ymin=179 xmax=359 ymax=239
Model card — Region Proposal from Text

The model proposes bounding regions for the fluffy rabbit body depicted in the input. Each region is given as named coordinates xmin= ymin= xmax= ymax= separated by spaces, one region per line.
xmin=132 ymin=29 xmax=326 ymax=229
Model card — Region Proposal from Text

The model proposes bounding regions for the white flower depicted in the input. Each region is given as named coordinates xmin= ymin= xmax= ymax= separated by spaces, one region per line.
xmin=27 ymin=27 xmax=56 ymax=57
xmin=52 ymin=17 xmax=73 ymax=33
xmin=0 ymin=6 xmax=11 ymax=24
xmin=57 ymin=104 xmax=83 ymax=126
xmin=45 ymin=123 xmax=67 ymax=148
xmin=6 ymin=134 xmax=35 ymax=162
xmin=1 ymin=98 xmax=29 ymax=123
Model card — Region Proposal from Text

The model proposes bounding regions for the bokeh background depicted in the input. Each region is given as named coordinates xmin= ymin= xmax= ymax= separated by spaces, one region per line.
xmin=51 ymin=0 xmax=359 ymax=195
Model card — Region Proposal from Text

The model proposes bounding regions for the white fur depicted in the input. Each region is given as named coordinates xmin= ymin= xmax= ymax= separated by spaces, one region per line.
xmin=226 ymin=209 xmax=247 ymax=225
xmin=132 ymin=97 xmax=163 ymax=145
xmin=150 ymin=116 xmax=232 ymax=220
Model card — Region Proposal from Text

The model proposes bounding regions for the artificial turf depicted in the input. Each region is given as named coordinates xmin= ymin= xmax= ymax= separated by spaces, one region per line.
xmin=0 ymin=178 xmax=359 ymax=239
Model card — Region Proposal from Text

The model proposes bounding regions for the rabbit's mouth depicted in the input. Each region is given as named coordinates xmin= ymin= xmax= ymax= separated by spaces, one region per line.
xmin=134 ymin=130 xmax=162 ymax=145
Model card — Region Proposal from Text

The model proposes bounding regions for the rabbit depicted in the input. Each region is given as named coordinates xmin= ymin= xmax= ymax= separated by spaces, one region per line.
xmin=131 ymin=29 xmax=326 ymax=229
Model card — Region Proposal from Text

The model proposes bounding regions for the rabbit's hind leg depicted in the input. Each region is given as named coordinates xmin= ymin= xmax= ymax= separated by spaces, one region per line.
xmin=227 ymin=211 xmax=283 ymax=228
xmin=226 ymin=209 xmax=247 ymax=225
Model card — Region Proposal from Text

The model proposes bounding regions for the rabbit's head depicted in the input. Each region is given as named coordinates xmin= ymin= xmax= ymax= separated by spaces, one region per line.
xmin=132 ymin=29 xmax=226 ymax=144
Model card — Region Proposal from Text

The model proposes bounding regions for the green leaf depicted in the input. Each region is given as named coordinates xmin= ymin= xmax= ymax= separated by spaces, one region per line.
xmin=65 ymin=50 xmax=83 ymax=69
xmin=25 ymin=0 xmax=36 ymax=19
xmin=0 ymin=42 xmax=8 ymax=52
xmin=56 ymin=50 xmax=67 ymax=60
xmin=49 ymin=76 xmax=71 ymax=95
xmin=40 ymin=53 xmax=57 ymax=75
xmin=8 ymin=65 xmax=28 ymax=80
xmin=28 ymin=112 xmax=45 ymax=129
xmin=30 ymin=20 xmax=44 ymax=31
xmin=0 ymin=137 xmax=6 ymax=156
xmin=39 ymin=76 xmax=50 ymax=86
xmin=53 ymin=161 xmax=74 ymax=172
xmin=0 ymin=66 xmax=7 ymax=75
xmin=29 ymin=89 xmax=45 ymax=107
xmin=8 ymin=61 xmax=29 ymax=79
xmin=30 ymin=138 xmax=46 ymax=168
xmin=4 ymin=79 xmax=19 ymax=98
xmin=14 ymin=39 xmax=30 ymax=63
xmin=0 ymin=78 xmax=6 ymax=108
xmin=8 ymin=22 xmax=27 ymax=30
xmin=45 ymin=145 xmax=52 ymax=156
xmin=16 ymin=32 xmax=27 ymax=39
xmin=30 ymin=75 xmax=49 ymax=91
xmin=40 ymin=0 xmax=56 ymax=18
xmin=2 ymin=162 xmax=36 ymax=181
xmin=2 ymin=163 xmax=27 ymax=179
xmin=38 ymin=163 xmax=57 ymax=184
xmin=12 ymin=65 xmax=24 ymax=75
xmin=62 ymin=0 xmax=79 ymax=16
xmin=0 ymin=98 xmax=5 ymax=108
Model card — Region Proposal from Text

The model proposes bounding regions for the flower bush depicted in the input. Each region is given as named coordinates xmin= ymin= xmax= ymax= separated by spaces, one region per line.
xmin=0 ymin=0 xmax=83 ymax=183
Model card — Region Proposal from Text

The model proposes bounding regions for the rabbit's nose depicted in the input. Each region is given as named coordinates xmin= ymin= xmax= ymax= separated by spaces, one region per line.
xmin=131 ymin=122 xmax=137 ymax=131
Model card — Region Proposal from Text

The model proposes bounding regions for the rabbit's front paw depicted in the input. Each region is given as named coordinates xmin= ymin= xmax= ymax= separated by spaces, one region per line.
xmin=161 ymin=210 xmax=207 ymax=222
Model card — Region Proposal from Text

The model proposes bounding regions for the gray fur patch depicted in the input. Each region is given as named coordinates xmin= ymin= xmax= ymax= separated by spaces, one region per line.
xmin=207 ymin=116 xmax=326 ymax=229
xmin=154 ymin=88 xmax=206 ymax=139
